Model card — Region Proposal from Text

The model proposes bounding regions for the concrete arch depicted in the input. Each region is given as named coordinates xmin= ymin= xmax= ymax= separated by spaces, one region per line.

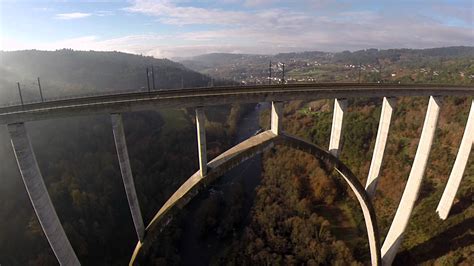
xmin=130 ymin=131 xmax=381 ymax=266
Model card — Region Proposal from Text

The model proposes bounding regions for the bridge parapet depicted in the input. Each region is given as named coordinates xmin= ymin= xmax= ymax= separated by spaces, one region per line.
xmin=1 ymin=83 xmax=473 ymax=125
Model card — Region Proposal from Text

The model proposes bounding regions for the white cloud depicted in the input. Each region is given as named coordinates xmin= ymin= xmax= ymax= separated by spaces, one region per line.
xmin=96 ymin=10 xmax=114 ymax=17
xmin=2 ymin=0 xmax=472 ymax=58
xmin=2 ymin=17 xmax=472 ymax=59
xmin=125 ymin=0 xmax=252 ymax=25
xmin=55 ymin=12 xmax=92 ymax=20
xmin=243 ymin=0 xmax=278 ymax=8
xmin=34 ymin=7 xmax=54 ymax=12
xmin=122 ymin=0 xmax=473 ymax=53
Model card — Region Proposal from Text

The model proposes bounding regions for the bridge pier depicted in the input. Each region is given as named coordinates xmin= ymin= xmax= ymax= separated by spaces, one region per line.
xmin=8 ymin=122 xmax=80 ymax=266
xmin=436 ymin=100 xmax=474 ymax=220
xmin=271 ymin=101 xmax=283 ymax=135
xmin=366 ymin=97 xmax=396 ymax=198
xmin=111 ymin=114 xmax=145 ymax=242
xmin=329 ymin=98 xmax=347 ymax=157
xmin=196 ymin=108 xmax=207 ymax=176
xmin=381 ymin=96 xmax=441 ymax=265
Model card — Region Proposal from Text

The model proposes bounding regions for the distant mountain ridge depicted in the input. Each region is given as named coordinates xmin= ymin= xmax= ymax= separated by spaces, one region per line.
xmin=177 ymin=46 xmax=474 ymax=84
xmin=178 ymin=46 xmax=474 ymax=70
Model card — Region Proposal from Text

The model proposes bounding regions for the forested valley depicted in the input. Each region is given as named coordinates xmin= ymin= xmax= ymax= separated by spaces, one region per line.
xmin=0 ymin=48 xmax=473 ymax=265
xmin=144 ymin=48 xmax=473 ymax=265
xmin=0 ymin=50 xmax=249 ymax=264
xmin=143 ymin=96 xmax=472 ymax=265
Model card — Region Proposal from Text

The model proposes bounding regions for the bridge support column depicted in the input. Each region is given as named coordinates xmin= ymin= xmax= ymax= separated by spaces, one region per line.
xmin=381 ymin=96 xmax=441 ymax=265
xmin=436 ymin=100 xmax=474 ymax=220
xmin=271 ymin=101 xmax=283 ymax=135
xmin=111 ymin=114 xmax=145 ymax=242
xmin=8 ymin=123 xmax=80 ymax=266
xmin=329 ymin=98 xmax=347 ymax=157
xmin=196 ymin=108 xmax=207 ymax=176
xmin=366 ymin=97 xmax=396 ymax=198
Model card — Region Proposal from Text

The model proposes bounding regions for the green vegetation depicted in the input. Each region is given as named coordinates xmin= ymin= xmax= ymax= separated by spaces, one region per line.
xmin=213 ymin=147 xmax=365 ymax=265
xmin=0 ymin=50 xmax=247 ymax=265
xmin=170 ymin=47 xmax=474 ymax=264
xmin=245 ymin=95 xmax=473 ymax=264
xmin=180 ymin=46 xmax=474 ymax=85
xmin=0 ymin=48 xmax=472 ymax=265
xmin=144 ymin=95 xmax=472 ymax=265
xmin=0 ymin=49 xmax=214 ymax=105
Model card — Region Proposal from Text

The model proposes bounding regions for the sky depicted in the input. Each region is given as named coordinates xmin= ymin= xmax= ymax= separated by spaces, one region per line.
xmin=0 ymin=0 xmax=473 ymax=58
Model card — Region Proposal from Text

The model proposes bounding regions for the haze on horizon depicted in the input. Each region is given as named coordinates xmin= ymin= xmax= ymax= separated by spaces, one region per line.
xmin=1 ymin=0 xmax=473 ymax=59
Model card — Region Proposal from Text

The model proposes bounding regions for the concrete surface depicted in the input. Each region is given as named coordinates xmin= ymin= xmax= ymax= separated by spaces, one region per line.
xmin=111 ymin=113 xmax=145 ymax=242
xmin=329 ymin=98 xmax=347 ymax=157
xmin=271 ymin=101 xmax=283 ymax=135
xmin=195 ymin=108 xmax=207 ymax=177
xmin=436 ymin=100 xmax=474 ymax=220
xmin=366 ymin=97 xmax=396 ymax=198
xmin=381 ymin=96 xmax=441 ymax=265
xmin=1 ymin=83 xmax=472 ymax=125
xmin=8 ymin=122 xmax=80 ymax=266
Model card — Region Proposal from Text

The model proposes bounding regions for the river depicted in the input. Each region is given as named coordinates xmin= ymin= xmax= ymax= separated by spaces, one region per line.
xmin=179 ymin=102 xmax=269 ymax=265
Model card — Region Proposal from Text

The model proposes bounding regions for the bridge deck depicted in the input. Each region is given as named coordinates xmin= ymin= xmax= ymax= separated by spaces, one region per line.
xmin=1 ymin=83 xmax=473 ymax=125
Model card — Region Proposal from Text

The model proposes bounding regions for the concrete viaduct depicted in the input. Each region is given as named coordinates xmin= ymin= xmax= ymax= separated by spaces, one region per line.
xmin=1 ymin=83 xmax=473 ymax=266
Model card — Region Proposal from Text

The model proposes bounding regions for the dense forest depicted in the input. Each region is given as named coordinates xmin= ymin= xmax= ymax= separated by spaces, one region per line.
xmin=253 ymin=96 xmax=473 ymax=264
xmin=143 ymin=48 xmax=473 ymax=265
xmin=0 ymin=50 xmax=248 ymax=265
xmin=1 ymin=48 xmax=473 ymax=265
xmin=142 ymin=97 xmax=472 ymax=265
xmin=0 ymin=49 xmax=218 ymax=106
